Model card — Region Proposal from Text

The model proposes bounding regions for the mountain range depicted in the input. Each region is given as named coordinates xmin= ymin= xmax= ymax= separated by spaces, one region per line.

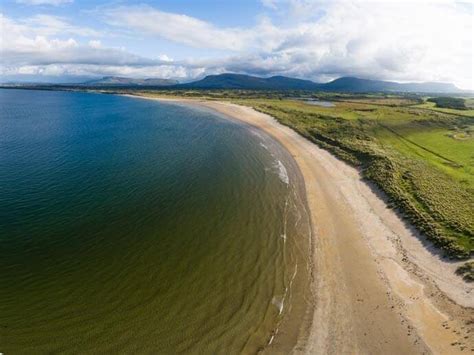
xmin=1 ymin=74 xmax=463 ymax=93
xmin=177 ymin=74 xmax=319 ymax=90
xmin=176 ymin=74 xmax=461 ymax=93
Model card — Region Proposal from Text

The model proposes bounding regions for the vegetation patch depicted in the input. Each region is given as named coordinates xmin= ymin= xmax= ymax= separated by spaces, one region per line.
xmin=456 ymin=261 xmax=474 ymax=282
xmin=427 ymin=97 xmax=467 ymax=110
xmin=445 ymin=125 xmax=473 ymax=141
xmin=247 ymin=101 xmax=473 ymax=258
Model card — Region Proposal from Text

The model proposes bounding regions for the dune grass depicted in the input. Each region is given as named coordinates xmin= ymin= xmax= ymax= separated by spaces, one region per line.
xmin=242 ymin=99 xmax=473 ymax=258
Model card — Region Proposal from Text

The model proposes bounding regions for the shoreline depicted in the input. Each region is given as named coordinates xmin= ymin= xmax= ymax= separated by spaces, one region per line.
xmin=126 ymin=94 xmax=473 ymax=354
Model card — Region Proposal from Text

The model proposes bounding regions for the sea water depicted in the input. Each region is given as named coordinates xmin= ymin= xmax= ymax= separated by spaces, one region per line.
xmin=0 ymin=89 xmax=311 ymax=353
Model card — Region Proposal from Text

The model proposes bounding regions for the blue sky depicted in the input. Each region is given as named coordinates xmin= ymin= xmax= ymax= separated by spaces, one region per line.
xmin=1 ymin=0 xmax=473 ymax=89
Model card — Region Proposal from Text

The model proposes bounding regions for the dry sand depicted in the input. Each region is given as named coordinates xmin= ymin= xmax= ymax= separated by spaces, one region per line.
xmin=130 ymin=95 xmax=474 ymax=354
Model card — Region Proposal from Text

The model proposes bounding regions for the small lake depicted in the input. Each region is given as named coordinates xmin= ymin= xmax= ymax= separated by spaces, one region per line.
xmin=304 ymin=99 xmax=335 ymax=107
xmin=289 ymin=98 xmax=335 ymax=107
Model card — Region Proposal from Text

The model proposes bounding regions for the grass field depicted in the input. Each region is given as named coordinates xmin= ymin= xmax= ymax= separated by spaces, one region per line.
xmin=242 ymin=98 xmax=473 ymax=257
xmin=411 ymin=99 xmax=474 ymax=117
xmin=135 ymin=90 xmax=473 ymax=260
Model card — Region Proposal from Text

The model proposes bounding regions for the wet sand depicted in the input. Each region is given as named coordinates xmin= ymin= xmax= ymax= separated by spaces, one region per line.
xmin=131 ymin=95 xmax=473 ymax=354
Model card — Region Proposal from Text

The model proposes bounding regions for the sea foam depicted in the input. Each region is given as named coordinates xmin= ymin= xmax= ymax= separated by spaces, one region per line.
xmin=271 ymin=296 xmax=285 ymax=315
xmin=275 ymin=160 xmax=289 ymax=185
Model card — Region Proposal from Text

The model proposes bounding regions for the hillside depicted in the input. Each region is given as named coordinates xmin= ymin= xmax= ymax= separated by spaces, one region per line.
xmin=176 ymin=73 xmax=461 ymax=93
xmin=177 ymin=73 xmax=320 ymax=90
xmin=323 ymin=77 xmax=459 ymax=93
xmin=0 ymin=74 xmax=463 ymax=94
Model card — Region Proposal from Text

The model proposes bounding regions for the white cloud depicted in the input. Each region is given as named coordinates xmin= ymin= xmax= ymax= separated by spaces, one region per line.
xmin=21 ymin=14 xmax=102 ymax=37
xmin=105 ymin=5 xmax=254 ymax=51
xmin=0 ymin=63 xmax=199 ymax=79
xmin=0 ymin=14 xmax=159 ymax=66
xmin=16 ymin=0 xmax=73 ymax=6
xmin=88 ymin=40 xmax=101 ymax=48
xmin=2 ymin=1 xmax=473 ymax=89
xmin=99 ymin=2 xmax=472 ymax=89
xmin=157 ymin=54 xmax=173 ymax=62
xmin=260 ymin=0 xmax=279 ymax=10
xmin=0 ymin=13 xmax=187 ymax=79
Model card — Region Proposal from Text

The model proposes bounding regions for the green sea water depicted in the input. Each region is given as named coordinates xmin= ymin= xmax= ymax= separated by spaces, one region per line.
xmin=0 ymin=89 xmax=311 ymax=353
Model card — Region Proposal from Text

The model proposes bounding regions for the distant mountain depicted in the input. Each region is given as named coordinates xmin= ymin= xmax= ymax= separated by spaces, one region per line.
xmin=322 ymin=77 xmax=459 ymax=93
xmin=322 ymin=77 xmax=398 ymax=92
xmin=176 ymin=73 xmax=461 ymax=93
xmin=394 ymin=81 xmax=460 ymax=93
xmin=83 ymin=76 xmax=179 ymax=87
xmin=1 ymin=73 xmax=463 ymax=93
xmin=177 ymin=73 xmax=320 ymax=90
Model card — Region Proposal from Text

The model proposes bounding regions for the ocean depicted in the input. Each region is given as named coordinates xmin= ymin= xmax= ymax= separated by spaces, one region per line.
xmin=0 ymin=89 xmax=311 ymax=353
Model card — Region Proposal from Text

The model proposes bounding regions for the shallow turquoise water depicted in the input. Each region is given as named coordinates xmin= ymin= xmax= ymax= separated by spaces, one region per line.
xmin=0 ymin=89 xmax=311 ymax=353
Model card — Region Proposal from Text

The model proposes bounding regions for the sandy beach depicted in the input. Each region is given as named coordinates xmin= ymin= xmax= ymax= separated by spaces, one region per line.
xmin=132 ymin=95 xmax=473 ymax=354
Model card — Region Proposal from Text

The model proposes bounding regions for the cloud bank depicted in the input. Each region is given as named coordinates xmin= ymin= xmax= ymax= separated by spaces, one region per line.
xmin=1 ymin=0 xmax=473 ymax=89
xmin=16 ymin=0 xmax=73 ymax=6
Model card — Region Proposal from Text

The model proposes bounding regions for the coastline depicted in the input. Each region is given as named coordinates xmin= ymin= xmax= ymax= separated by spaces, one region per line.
xmin=126 ymin=94 xmax=473 ymax=354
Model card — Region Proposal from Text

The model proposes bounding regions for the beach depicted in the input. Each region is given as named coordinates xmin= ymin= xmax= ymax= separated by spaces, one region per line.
xmin=135 ymin=95 xmax=473 ymax=354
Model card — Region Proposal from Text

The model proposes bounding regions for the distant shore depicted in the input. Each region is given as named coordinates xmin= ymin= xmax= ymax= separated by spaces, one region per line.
xmin=125 ymin=94 xmax=473 ymax=354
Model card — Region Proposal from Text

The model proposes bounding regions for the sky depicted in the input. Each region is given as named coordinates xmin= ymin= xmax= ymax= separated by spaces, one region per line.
xmin=0 ymin=0 xmax=473 ymax=89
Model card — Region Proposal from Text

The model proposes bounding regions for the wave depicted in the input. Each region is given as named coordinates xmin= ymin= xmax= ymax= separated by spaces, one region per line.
xmin=257 ymin=137 xmax=289 ymax=186
xmin=272 ymin=295 xmax=285 ymax=315
xmin=275 ymin=160 xmax=289 ymax=185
